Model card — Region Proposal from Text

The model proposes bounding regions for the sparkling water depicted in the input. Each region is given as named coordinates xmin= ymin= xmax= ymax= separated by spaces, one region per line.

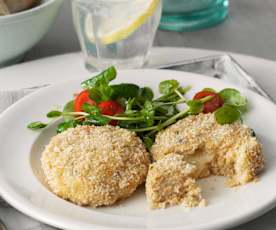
xmin=72 ymin=0 xmax=162 ymax=71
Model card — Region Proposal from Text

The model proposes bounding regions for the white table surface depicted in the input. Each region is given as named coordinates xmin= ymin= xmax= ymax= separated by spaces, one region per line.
xmin=1 ymin=47 xmax=276 ymax=230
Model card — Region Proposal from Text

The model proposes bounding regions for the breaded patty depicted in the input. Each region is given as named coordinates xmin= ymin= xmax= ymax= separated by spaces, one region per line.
xmin=41 ymin=125 xmax=150 ymax=207
xmin=146 ymin=154 xmax=206 ymax=209
xmin=151 ymin=113 xmax=264 ymax=186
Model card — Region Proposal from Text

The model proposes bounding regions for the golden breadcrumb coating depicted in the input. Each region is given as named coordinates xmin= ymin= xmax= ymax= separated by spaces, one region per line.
xmin=151 ymin=113 xmax=264 ymax=186
xmin=41 ymin=125 xmax=150 ymax=207
xmin=146 ymin=154 xmax=206 ymax=209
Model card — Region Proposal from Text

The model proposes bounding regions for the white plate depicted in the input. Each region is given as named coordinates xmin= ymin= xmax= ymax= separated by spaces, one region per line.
xmin=0 ymin=69 xmax=275 ymax=230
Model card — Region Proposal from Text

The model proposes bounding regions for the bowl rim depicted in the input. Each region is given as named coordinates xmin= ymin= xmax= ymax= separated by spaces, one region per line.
xmin=0 ymin=0 xmax=63 ymax=23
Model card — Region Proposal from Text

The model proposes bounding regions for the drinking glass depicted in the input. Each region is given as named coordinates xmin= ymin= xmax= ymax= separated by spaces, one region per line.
xmin=160 ymin=0 xmax=228 ymax=31
xmin=72 ymin=0 xmax=162 ymax=71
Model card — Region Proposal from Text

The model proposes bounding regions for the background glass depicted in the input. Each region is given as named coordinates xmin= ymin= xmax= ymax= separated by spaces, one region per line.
xmin=72 ymin=0 xmax=162 ymax=71
xmin=160 ymin=0 xmax=228 ymax=31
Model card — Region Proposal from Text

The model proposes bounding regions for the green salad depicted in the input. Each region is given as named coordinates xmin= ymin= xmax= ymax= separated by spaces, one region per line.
xmin=28 ymin=66 xmax=248 ymax=149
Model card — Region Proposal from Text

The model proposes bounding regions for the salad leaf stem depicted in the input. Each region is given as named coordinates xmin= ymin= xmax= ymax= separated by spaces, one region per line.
xmin=130 ymin=126 xmax=158 ymax=132
xmin=64 ymin=111 xmax=88 ymax=116
xmin=174 ymin=89 xmax=186 ymax=100
xmin=147 ymin=108 xmax=189 ymax=136
xmin=155 ymin=99 xmax=186 ymax=106
xmin=63 ymin=111 xmax=168 ymax=122
xmin=200 ymin=95 xmax=214 ymax=103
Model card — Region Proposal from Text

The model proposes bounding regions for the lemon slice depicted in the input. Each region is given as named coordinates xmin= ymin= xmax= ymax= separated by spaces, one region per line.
xmin=85 ymin=0 xmax=160 ymax=45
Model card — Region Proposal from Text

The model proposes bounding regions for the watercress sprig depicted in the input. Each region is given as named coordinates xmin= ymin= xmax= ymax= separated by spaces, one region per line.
xmin=27 ymin=66 xmax=248 ymax=150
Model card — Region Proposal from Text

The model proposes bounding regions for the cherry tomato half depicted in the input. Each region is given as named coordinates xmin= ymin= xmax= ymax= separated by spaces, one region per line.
xmin=193 ymin=91 xmax=224 ymax=113
xmin=74 ymin=90 xmax=97 ymax=112
xmin=98 ymin=100 xmax=124 ymax=115
xmin=98 ymin=100 xmax=124 ymax=126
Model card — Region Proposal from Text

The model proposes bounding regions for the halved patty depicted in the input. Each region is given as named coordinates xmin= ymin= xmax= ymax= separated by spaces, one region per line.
xmin=146 ymin=153 xmax=206 ymax=209
xmin=151 ymin=113 xmax=264 ymax=186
